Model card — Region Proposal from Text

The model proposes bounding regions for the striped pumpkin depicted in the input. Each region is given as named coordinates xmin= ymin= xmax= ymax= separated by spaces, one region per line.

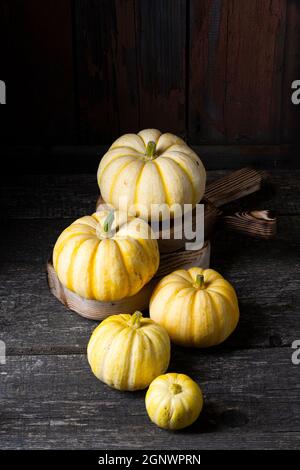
xmin=150 ymin=267 xmax=239 ymax=347
xmin=87 ymin=311 xmax=171 ymax=391
xmin=146 ymin=373 xmax=203 ymax=430
xmin=53 ymin=210 xmax=159 ymax=302
xmin=97 ymin=129 xmax=206 ymax=220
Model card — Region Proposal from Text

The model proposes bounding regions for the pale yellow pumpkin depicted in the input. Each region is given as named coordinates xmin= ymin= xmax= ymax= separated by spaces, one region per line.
xmin=87 ymin=311 xmax=171 ymax=391
xmin=53 ymin=210 xmax=159 ymax=302
xmin=97 ymin=129 xmax=206 ymax=220
xmin=146 ymin=373 xmax=203 ymax=430
xmin=150 ymin=267 xmax=239 ymax=347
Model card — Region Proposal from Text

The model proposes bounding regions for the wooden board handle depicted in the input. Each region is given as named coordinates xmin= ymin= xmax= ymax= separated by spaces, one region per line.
xmin=222 ymin=210 xmax=277 ymax=239
xmin=205 ymin=167 xmax=264 ymax=207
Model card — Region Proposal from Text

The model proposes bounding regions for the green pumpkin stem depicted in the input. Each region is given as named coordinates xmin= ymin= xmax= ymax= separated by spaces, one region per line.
xmin=195 ymin=274 xmax=205 ymax=289
xmin=130 ymin=311 xmax=143 ymax=328
xmin=103 ymin=210 xmax=114 ymax=233
xmin=170 ymin=383 xmax=182 ymax=395
xmin=145 ymin=141 xmax=156 ymax=159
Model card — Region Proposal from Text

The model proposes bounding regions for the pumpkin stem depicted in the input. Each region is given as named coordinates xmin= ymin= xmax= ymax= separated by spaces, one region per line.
xmin=194 ymin=274 xmax=205 ymax=289
xmin=103 ymin=210 xmax=114 ymax=233
xmin=145 ymin=141 xmax=156 ymax=159
xmin=130 ymin=311 xmax=143 ymax=329
xmin=170 ymin=383 xmax=182 ymax=395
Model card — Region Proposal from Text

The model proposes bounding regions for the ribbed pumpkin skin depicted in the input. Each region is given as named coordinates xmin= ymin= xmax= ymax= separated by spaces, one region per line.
xmin=146 ymin=373 xmax=203 ymax=430
xmin=53 ymin=210 xmax=159 ymax=302
xmin=87 ymin=313 xmax=171 ymax=391
xmin=97 ymin=129 xmax=206 ymax=220
xmin=149 ymin=267 xmax=239 ymax=347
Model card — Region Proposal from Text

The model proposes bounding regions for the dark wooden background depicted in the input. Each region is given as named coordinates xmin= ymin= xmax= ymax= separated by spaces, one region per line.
xmin=0 ymin=0 xmax=300 ymax=155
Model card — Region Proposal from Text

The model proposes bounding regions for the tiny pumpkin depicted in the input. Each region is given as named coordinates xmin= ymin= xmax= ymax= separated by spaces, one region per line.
xmin=97 ymin=129 xmax=206 ymax=220
xmin=150 ymin=267 xmax=239 ymax=347
xmin=87 ymin=311 xmax=171 ymax=391
xmin=53 ymin=209 xmax=159 ymax=302
xmin=146 ymin=373 xmax=203 ymax=430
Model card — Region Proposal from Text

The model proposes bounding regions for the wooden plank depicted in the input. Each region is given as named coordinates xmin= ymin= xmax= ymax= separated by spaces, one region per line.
xmin=114 ymin=0 xmax=139 ymax=133
xmin=135 ymin=0 xmax=186 ymax=136
xmin=0 ymin=349 xmax=299 ymax=449
xmin=0 ymin=175 xmax=99 ymax=219
xmin=74 ymin=0 xmax=119 ymax=142
xmin=0 ymin=215 xmax=299 ymax=353
xmin=189 ymin=0 xmax=228 ymax=143
xmin=0 ymin=0 xmax=75 ymax=144
xmin=225 ymin=0 xmax=287 ymax=144
xmin=205 ymin=168 xmax=263 ymax=207
xmin=1 ymin=426 xmax=298 ymax=451
xmin=1 ymin=170 xmax=300 ymax=219
xmin=0 ymin=262 xmax=96 ymax=356
xmin=189 ymin=0 xmax=287 ymax=144
xmin=74 ymin=0 xmax=139 ymax=143
xmin=281 ymin=0 xmax=300 ymax=143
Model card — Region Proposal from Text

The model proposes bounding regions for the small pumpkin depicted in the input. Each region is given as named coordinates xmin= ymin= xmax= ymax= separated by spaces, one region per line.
xmin=146 ymin=373 xmax=203 ymax=430
xmin=97 ymin=129 xmax=206 ymax=220
xmin=53 ymin=210 xmax=159 ymax=302
xmin=150 ymin=267 xmax=239 ymax=347
xmin=87 ymin=311 xmax=171 ymax=391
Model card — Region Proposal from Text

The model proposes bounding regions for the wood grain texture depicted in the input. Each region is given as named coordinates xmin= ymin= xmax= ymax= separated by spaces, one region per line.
xmin=205 ymin=167 xmax=263 ymax=207
xmin=281 ymin=0 xmax=300 ymax=143
xmin=1 ymin=1 xmax=300 ymax=147
xmin=225 ymin=0 xmax=286 ymax=144
xmin=74 ymin=0 xmax=140 ymax=142
xmin=75 ymin=0 xmax=119 ymax=142
xmin=0 ymin=349 xmax=299 ymax=449
xmin=114 ymin=0 xmax=140 ymax=133
xmin=189 ymin=0 xmax=287 ymax=144
xmin=135 ymin=0 xmax=186 ymax=135
xmin=222 ymin=210 xmax=277 ymax=239
xmin=0 ymin=0 xmax=75 ymax=144
xmin=189 ymin=0 xmax=228 ymax=143
xmin=74 ymin=0 xmax=187 ymax=141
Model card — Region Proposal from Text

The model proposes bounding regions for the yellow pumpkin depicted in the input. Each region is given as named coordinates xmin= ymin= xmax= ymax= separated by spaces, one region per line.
xmin=150 ymin=267 xmax=239 ymax=347
xmin=146 ymin=373 xmax=203 ymax=430
xmin=53 ymin=209 xmax=159 ymax=302
xmin=87 ymin=311 xmax=171 ymax=391
xmin=97 ymin=129 xmax=206 ymax=220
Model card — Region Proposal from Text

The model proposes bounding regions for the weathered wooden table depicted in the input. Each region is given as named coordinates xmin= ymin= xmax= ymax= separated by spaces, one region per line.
xmin=0 ymin=170 xmax=299 ymax=449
